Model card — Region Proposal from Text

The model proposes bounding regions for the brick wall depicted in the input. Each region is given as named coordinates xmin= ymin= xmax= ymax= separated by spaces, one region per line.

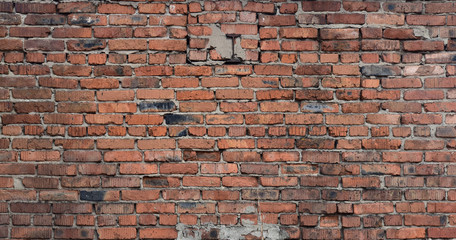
xmin=1 ymin=0 xmax=456 ymax=239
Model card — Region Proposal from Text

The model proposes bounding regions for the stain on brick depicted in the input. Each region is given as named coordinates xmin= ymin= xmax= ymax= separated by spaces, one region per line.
xmin=183 ymin=151 xmax=220 ymax=161
xmin=387 ymin=3 xmax=395 ymax=11
xmin=261 ymin=80 xmax=278 ymax=86
xmin=440 ymin=216 xmax=447 ymax=225
xmin=0 ymin=152 xmax=15 ymax=162
xmin=178 ymin=202 xmax=196 ymax=209
xmin=203 ymin=228 xmax=219 ymax=239
xmin=436 ymin=127 xmax=456 ymax=138
xmin=242 ymin=189 xmax=279 ymax=200
xmin=26 ymin=15 xmax=65 ymax=25
xmin=164 ymin=114 xmax=202 ymax=124
xmin=69 ymin=15 xmax=99 ymax=25
xmin=177 ymin=129 xmax=188 ymax=137
xmin=143 ymin=177 xmax=169 ymax=187
xmin=80 ymin=191 xmax=106 ymax=201
xmin=139 ymin=101 xmax=176 ymax=112
xmin=122 ymin=78 xmax=160 ymax=88
xmin=302 ymin=103 xmax=334 ymax=112
xmin=361 ymin=65 xmax=400 ymax=76
xmin=68 ymin=39 xmax=105 ymax=51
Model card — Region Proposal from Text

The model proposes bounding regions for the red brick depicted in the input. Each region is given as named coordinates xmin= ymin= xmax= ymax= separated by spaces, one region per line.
xmin=366 ymin=14 xmax=405 ymax=25
xmin=243 ymin=2 xmax=274 ymax=13
xmin=215 ymin=65 xmax=252 ymax=76
xmin=25 ymin=40 xmax=64 ymax=51
xmin=221 ymin=24 xmax=258 ymax=35
xmin=386 ymin=228 xmax=425 ymax=239
xmin=259 ymin=15 xmax=296 ymax=26
xmin=11 ymin=65 xmax=50 ymax=75
xmin=405 ymin=140 xmax=444 ymax=150
xmin=202 ymin=190 xmax=239 ymax=201
xmin=342 ymin=177 xmax=380 ymax=188
xmin=302 ymin=1 xmax=340 ymax=11
xmin=66 ymin=14 xmax=105 ymax=26
xmin=402 ymin=114 xmax=442 ymax=125
xmin=16 ymin=3 xmax=56 ymax=13
xmin=180 ymin=102 xmax=217 ymax=112
xmin=57 ymin=2 xmax=94 ymax=13
xmin=98 ymin=4 xmax=134 ymax=14
xmin=110 ymin=15 xmax=147 ymax=26
xmin=327 ymin=13 xmax=365 ymax=24
xmin=12 ymin=227 xmax=52 ymax=239
xmin=10 ymin=27 xmax=50 ymax=37
xmin=136 ymin=3 xmax=165 ymax=13
xmin=362 ymin=40 xmax=400 ymax=51
xmin=0 ymin=2 xmax=13 ymax=12
xmin=407 ymin=15 xmax=446 ymax=26
xmin=198 ymin=13 xmax=235 ymax=24
xmin=98 ymin=228 xmax=136 ymax=240
xmin=183 ymin=176 xmax=220 ymax=187
xmin=354 ymin=203 xmax=394 ymax=214
xmin=175 ymin=66 xmax=211 ymax=76
xmin=99 ymin=103 xmax=136 ymax=113
xmin=53 ymin=27 xmax=91 ymax=38
xmin=139 ymin=228 xmax=177 ymax=239
xmin=222 ymin=176 xmax=257 ymax=187
xmin=149 ymin=39 xmax=186 ymax=51
xmin=178 ymin=139 xmax=214 ymax=149
xmin=320 ymin=29 xmax=359 ymax=40
xmin=138 ymin=139 xmax=175 ymax=150
xmin=0 ymin=14 xmax=21 ymax=26
xmin=344 ymin=2 xmax=380 ymax=11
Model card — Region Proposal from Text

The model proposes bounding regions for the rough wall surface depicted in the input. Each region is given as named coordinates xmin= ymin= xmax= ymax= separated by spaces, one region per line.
xmin=1 ymin=0 xmax=456 ymax=239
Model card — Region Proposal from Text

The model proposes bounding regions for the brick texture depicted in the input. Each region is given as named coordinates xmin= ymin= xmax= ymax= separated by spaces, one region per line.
xmin=0 ymin=0 xmax=455 ymax=239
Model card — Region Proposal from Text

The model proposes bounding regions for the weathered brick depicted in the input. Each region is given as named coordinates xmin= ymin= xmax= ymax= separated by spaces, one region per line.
xmin=0 ymin=2 xmax=454 ymax=235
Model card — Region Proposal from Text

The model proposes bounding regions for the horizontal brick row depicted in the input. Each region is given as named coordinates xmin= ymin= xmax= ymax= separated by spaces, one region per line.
xmin=4 ymin=150 xmax=456 ymax=162
xmin=2 ymin=0 xmax=456 ymax=239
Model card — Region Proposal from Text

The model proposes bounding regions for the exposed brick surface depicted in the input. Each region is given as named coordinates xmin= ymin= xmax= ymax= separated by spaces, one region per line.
xmin=0 ymin=0 xmax=455 ymax=238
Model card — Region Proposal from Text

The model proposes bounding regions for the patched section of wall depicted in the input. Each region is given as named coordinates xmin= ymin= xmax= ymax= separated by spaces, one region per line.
xmin=177 ymin=224 xmax=293 ymax=240
xmin=187 ymin=23 xmax=247 ymax=63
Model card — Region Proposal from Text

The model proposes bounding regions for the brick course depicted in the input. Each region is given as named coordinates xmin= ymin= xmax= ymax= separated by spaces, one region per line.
xmin=0 ymin=0 xmax=456 ymax=239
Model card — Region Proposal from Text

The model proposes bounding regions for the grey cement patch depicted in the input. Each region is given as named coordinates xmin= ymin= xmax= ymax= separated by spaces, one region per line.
xmin=176 ymin=224 xmax=289 ymax=240
xmin=208 ymin=24 xmax=246 ymax=60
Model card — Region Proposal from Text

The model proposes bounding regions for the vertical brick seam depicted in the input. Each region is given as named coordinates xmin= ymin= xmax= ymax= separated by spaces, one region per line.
xmin=1 ymin=0 xmax=456 ymax=239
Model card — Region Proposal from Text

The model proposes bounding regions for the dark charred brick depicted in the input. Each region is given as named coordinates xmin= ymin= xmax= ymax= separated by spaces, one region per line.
xmin=122 ymin=78 xmax=160 ymax=88
xmin=94 ymin=66 xmax=132 ymax=76
xmin=201 ymin=228 xmax=219 ymax=240
xmin=183 ymin=151 xmax=221 ymax=161
xmin=80 ymin=191 xmax=106 ymax=201
xmin=68 ymin=15 xmax=100 ymax=26
xmin=25 ymin=15 xmax=66 ymax=25
xmin=164 ymin=114 xmax=203 ymax=125
xmin=0 ymin=14 xmax=21 ymax=25
xmin=25 ymin=40 xmax=64 ymax=51
xmin=241 ymin=189 xmax=279 ymax=200
xmin=139 ymin=101 xmax=176 ymax=112
xmin=436 ymin=127 xmax=456 ymax=138
xmin=63 ymin=151 xmax=102 ymax=162
xmin=363 ymin=190 xmax=402 ymax=201
xmin=15 ymin=3 xmax=56 ymax=14
xmin=361 ymin=65 xmax=401 ymax=76
xmin=143 ymin=177 xmax=169 ymax=187
xmin=67 ymin=40 xmax=106 ymax=51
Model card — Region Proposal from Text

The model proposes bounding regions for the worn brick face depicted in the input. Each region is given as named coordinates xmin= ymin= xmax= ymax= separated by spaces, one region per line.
xmin=0 ymin=0 xmax=454 ymax=238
